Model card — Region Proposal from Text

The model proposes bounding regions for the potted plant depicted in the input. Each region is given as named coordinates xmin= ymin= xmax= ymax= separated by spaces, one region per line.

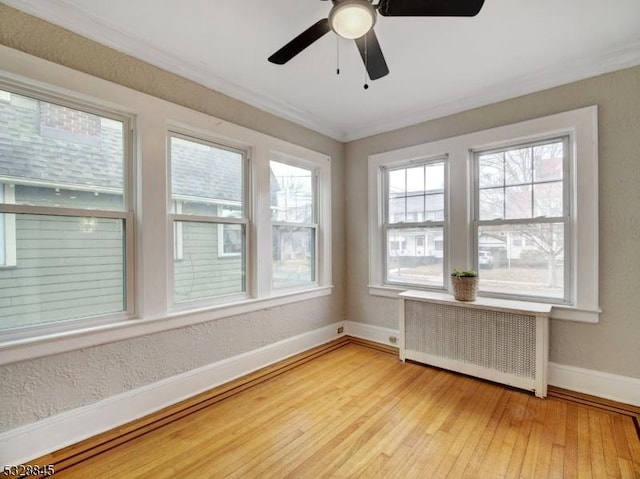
xmin=451 ymin=268 xmax=479 ymax=301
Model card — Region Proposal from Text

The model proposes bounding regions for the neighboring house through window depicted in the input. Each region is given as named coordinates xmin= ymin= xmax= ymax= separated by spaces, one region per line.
xmin=169 ymin=133 xmax=248 ymax=304
xmin=0 ymin=86 xmax=133 ymax=332
xmin=384 ymin=158 xmax=447 ymax=288
xmin=369 ymin=106 xmax=598 ymax=322
xmin=0 ymin=59 xmax=333 ymax=358
xmin=270 ymin=156 xmax=317 ymax=289
xmin=474 ymin=138 xmax=569 ymax=301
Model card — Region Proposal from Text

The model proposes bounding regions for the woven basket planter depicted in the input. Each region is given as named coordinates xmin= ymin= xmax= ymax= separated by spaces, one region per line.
xmin=452 ymin=276 xmax=479 ymax=301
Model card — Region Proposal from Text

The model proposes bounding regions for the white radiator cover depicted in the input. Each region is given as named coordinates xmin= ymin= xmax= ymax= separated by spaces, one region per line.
xmin=399 ymin=291 xmax=551 ymax=398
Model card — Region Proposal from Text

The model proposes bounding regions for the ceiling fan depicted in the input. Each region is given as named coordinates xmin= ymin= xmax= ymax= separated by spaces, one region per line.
xmin=268 ymin=0 xmax=486 ymax=82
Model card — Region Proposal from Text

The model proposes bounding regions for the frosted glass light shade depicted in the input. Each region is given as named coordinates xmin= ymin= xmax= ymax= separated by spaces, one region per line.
xmin=329 ymin=1 xmax=376 ymax=40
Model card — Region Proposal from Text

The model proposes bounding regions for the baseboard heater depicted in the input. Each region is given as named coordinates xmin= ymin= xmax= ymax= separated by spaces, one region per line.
xmin=399 ymin=291 xmax=551 ymax=398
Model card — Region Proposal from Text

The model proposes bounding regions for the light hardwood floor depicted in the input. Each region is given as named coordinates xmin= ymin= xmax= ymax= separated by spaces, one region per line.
xmin=51 ymin=342 xmax=640 ymax=478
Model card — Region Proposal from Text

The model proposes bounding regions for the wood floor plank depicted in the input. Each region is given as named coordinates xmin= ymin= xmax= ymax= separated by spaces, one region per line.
xmin=48 ymin=342 xmax=640 ymax=479
xmin=577 ymin=407 xmax=594 ymax=479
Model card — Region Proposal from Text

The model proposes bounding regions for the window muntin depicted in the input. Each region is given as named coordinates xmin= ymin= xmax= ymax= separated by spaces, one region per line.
xmin=369 ymin=107 xmax=597 ymax=320
xmin=0 ymin=88 xmax=132 ymax=331
xmin=474 ymin=138 xmax=570 ymax=302
xmin=384 ymin=159 xmax=446 ymax=288
xmin=169 ymin=133 xmax=248 ymax=303
xmin=270 ymin=158 xmax=316 ymax=288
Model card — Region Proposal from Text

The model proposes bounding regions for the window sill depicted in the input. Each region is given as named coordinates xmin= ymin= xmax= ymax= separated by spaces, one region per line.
xmin=0 ymin=286 xmax=333 ymax=366
xmin=369 ymin=285 xmax=600 ymax=323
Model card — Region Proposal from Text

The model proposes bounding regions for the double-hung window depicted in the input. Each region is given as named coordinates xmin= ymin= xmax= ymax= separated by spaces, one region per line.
xmin=369 ymin=106 xmax=598 ymax=321
xmin=474 ymin=138 xmax=569 ymax=301
xmin=169 ymin=133 xmax=248 ymax=304
xmin=270 ymin=156 xmax=317 ymax=289
xmin=0 ymin=87 xmax=133 ymax=333
xmin=383 ymin=159 xmax=446 ymax=288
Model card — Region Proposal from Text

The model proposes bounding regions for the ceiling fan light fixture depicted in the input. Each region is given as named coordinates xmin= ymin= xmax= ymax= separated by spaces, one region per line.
xmin=329 ymin=0 xmax=376 ymax=40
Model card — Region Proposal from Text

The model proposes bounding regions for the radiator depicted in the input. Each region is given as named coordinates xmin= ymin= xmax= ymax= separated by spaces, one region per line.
xmin=399 ymin=291 xmax=551 ymax=398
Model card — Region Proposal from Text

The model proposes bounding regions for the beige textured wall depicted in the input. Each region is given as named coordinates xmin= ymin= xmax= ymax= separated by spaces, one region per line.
xmin=346 ymin=65 xmax=640 ymax=379
xmin=1 ymin=1 xmax=638 ymax=434
xmin=0 ymin=4 xmax=345 ymax=431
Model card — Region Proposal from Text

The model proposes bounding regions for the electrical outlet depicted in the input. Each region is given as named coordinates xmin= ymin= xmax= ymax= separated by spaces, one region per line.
xmin=337 ymin=326 xmax=344 ymax=334
xmin=388 ymin=336 xmax=397 ymax=344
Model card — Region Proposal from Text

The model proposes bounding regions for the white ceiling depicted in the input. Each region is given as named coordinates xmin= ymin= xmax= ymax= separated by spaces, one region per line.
xmin=4 ymin=0 xmax=640 ymax=141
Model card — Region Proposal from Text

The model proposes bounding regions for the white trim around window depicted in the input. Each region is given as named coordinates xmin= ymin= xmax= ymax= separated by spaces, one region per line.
xmin=0 ymin=45 xmax=332 ymax=365
xmin=368 ymin=106 xmax=599 ymax=323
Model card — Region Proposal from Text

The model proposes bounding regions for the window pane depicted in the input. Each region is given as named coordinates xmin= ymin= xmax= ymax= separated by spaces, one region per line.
xmin=388 ymin=168 xmax=406 ymax=197
xmin=424 ymin=163 xmax=445 ymax=192
xmin=425 ymin=193 xmax=444 ymax=220
xmin=170 ymin=136 xmax=244 ymax=217
xmin=0 ymin=214 xmax=125 ymax=330
xmin=174 ymin=221 xmax=245 ymax=303
xmin=478 ymin=152 xmax=504 ymax=188
xmin=504 ymin=147 xmax=532 ymax=185
xmin=272 ymin=226 xmax=315 ymax=288
xmin=388 ymin=197 xmax=405 ymax=223
xmin=478 ymin=223 xmax=565 ymax=299
xmin=387 ymin=160 xmax=444 ymax=224
xmin=270 ymin=161 xmax=313 ymax=223
xmin=0 ymin=89 xmax=125 ymax=210
xmin=534 ymin=141 xmax=564 ymax=182
xmin=386 ymin=227 xmax=444 ymax=287
xmin=406 ymin=195 xmax=424 ymax=222
xmin=406 ymin=166 xmax=425 ymax=193
xmin=534 ymin=182 xmax=563 ymax=217
xmin=505 ymin=185 xmax=532 ymax=219
xmin=479 ymin=188 xmax=504 ymax=220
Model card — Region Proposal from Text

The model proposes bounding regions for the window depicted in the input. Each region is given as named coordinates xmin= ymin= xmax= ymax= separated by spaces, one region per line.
xmin=270 ymin=157 xmax=316 ymax=288
xmin=474 ymin=138 xmax=569 ymax=301
xmin=0 ymin=54 xmax=333 ymax=361
xmin=383 ymin=159 xmax=446 ymax=288
xmin=169 ymin=133 xmax=247 ymax=304
xmin=369 ymin=106 xmax=598 ymax=322
xmin=0 ymin=87 xmax=132 ymax=332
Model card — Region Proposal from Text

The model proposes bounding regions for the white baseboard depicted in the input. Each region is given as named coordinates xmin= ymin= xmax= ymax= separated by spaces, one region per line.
xmin=0 ymin=321 xmax=345 ymax=465
xmin=344 ymin=320 xmax=399 ymax=347
xmin=549 ymin=362 xmax=640 ymax=407
xmin=3 ymin=321 xmax=636 ymax=465
xmin=345 ymin=321 xmax=640 ymax=407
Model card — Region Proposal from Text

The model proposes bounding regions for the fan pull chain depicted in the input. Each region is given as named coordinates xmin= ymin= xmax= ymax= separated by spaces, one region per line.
xmin=363 ymin=34 xmax=369 ymax=90
xmin=336 ymin=36 xmax=340 ymax=75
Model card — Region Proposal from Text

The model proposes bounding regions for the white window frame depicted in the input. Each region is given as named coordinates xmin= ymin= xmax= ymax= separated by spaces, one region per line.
xmin=0 ymin=47 xmax=332 ymax=364
xmin=369 ymin=106 xmax=599 ymax=323
xmin=381 ymin=156 xmax=448 ymax=290
xmin=167 ymin=131 xmax=250 ymax=308
xmin=0 ymin=82 xmax=135 ymax=340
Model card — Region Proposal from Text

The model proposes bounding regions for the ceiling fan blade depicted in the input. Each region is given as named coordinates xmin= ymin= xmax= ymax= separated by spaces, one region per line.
xmin=354 ymin=29 xmax=389 ymax=81
xmin=268 ymin=19 xmax=331 ymax=65
xmin=377 ymin=0 xmax=485 ymax=17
